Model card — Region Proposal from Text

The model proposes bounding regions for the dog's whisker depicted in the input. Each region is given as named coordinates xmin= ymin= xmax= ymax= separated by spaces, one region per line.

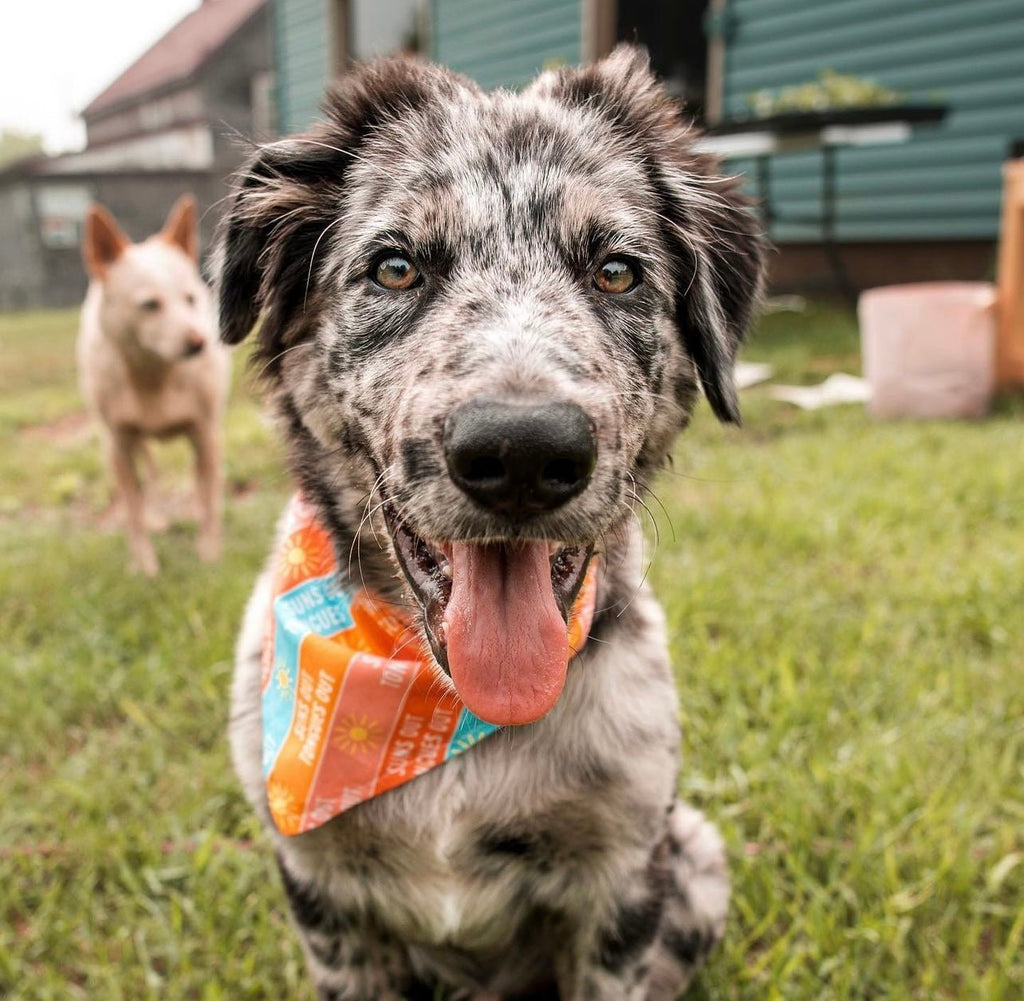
xmin=347 ymin=469 xmax=389 ymax=584
xmin=640 ymin=483 xmax=676 ymax=545
xmin=248 ymin=340 xmax=314 ymax=383
xmin=628 ymin=472 xmax=663 ymax=552
xmin=303 ymin=216 xmax=346 ymax=313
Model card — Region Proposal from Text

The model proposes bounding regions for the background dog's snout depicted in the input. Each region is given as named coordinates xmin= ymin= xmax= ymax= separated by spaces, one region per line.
xmin=183 ymin=331 xmax=207 ymax=357
xmin=443 ymin=398 xmax=597 ymax=516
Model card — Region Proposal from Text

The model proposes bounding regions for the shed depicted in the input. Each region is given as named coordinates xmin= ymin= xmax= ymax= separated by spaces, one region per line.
xmin=0 ymin=0 xmax=273 ymax=311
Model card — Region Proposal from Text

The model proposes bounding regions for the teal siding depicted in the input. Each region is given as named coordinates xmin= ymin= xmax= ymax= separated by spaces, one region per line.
xmin=722 ymin=0 xmax=1024 ymax=241
xmin=432 ymin=0 xmax=580 ymax=90
xmin=274 ymin=0 xmax=330 ymax=133
xmin=273 ymin=0 xmax=580 ymax=132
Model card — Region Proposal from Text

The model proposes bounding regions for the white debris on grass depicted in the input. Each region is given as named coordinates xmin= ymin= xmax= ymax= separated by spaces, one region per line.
xmin=769 ymin=373 xmax=872 ymax=410
xmin=735 ymin=361 xmax=775 ymax=389
xmin=762 ymin=295 xmax=808 ymax=314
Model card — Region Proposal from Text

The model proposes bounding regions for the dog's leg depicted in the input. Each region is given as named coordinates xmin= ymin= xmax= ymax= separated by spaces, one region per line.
xmin=563 ymin=850 xmax=669 ymax=1001
xmin=644 ymin=803 xmax=730 ymax=1001
xmin=134 ymin=441 xmax=170 ymax=532
xmin=106 ymin=429 xmax=158 ymax=577
xmin=189 ymin=423 xmax=223 ymax=562
xmin=277 ymin=857 xmax=424 ymax=1001
xmin=563 ymin=803 xmax=728 ymax=1001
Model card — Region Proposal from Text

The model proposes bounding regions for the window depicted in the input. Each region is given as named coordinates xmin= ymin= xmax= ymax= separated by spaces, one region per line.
xmin=615 ymin=1 xmax=709 ymax=120
xmin=35 ymin=184 xmax=93 ymax=249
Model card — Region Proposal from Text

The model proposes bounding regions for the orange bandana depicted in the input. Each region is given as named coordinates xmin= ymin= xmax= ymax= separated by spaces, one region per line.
xmin=261 ymin=494 xmax=597 ymax=836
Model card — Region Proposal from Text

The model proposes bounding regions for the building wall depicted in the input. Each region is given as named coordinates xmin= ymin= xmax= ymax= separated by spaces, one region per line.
xmin=85 ymin=87 xmax=205 ymax=147
xmin=200 ymin=4 xmax=276 ymax=164
xmin=721 ymin=0 xmax=1024 ymax=242
xmin=0 ymin=184 xmax=46 ymax=311
xmin=432 ymin=0 xmax=581 ymax=91
xmin=274 ymin=0 xmax=332 ymax=133
xmin=272 ymin=0 xmax=582 ymax=133
xmin=0 ymin=170 xmax=226 ymax=312
xmin=41 ymin=126 xmax=215 ymax=173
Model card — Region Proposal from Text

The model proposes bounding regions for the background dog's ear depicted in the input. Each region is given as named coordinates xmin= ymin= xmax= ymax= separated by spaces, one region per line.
xmin=161 ymin=194 xmax=199 ymax=261
xmin=533 ymin=46 xmax=766 ymax=423
xmin=83 ymin=203 xmax=131 ymax=279
xmin=213 ymin=58 xmax=473 ymax=372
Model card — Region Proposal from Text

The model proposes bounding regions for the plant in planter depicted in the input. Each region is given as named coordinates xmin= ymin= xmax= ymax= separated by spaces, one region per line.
xmin=747 ymin=70 xmax=906 ymax=118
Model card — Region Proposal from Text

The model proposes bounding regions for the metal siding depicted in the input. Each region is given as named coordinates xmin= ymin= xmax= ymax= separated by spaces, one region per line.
xmin=273 ymin=0 xmax=581 ymax=132
xmin=274 ymin=0 xmax=330 ymax=133
xmin=723 ymin=0 xmax=1024 ymax=241
xmin=433 ymin=0 xmax=580 ymax=90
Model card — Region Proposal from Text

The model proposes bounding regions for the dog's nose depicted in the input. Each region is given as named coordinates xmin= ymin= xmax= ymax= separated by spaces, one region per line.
xmin=183 ymin=332 xmax=207 ymax=357
xmin=443 ymin=398 xmax=597 ymax=516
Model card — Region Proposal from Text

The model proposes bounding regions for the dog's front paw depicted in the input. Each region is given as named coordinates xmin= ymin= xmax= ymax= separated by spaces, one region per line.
xmin=143 ymin=505 xmax=170 ymax=533
xmin=131 ymin=541 xmax=159 ymax=578
xmin=645 ymin=802 xmax=730 ymax=1001
xmin=196 ymin=527 xmax=222 ymax=563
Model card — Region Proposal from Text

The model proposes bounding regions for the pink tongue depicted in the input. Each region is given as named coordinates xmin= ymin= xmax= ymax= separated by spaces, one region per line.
xmin=444 ymin=540 xmax=568 ymax=726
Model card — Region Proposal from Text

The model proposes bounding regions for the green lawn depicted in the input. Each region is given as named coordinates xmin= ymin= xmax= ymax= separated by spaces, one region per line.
xmin=1 ymin=304 xmax=1021 ymax=1000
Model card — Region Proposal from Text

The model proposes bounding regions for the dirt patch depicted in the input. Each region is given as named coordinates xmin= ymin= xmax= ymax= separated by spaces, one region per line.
xmin=20 ymin=411 xmax=93 ymax=446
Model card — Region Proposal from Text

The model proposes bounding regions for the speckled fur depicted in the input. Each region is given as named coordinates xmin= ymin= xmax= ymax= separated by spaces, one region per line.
xmin=215 ymin=47 xmax=764 ymax=1000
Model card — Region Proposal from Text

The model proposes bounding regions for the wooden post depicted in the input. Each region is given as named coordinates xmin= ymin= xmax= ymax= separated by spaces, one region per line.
xmin=996 ymin=159 xmax=1024 ymax=388
xmin=581 ymin=0 xmax=616 ymax=63
xmin=329 ymin=0 xmax=349 ymax=77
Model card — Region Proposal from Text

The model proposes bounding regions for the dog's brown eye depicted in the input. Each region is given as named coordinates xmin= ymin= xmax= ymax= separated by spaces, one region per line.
xmin=594 ymin=258 xmax=637 ymax=294
xmin=374 ymin=254 xmax=420 ymax=291
xmin=140 ymin=298 xmax=161 ymax=312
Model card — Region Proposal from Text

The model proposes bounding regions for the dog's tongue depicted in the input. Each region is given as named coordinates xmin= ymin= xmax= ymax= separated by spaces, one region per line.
xmin=444 ymin=540 xmax=567 ymax=726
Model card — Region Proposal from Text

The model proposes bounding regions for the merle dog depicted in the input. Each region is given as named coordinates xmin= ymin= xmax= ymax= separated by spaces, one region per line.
xmin=216 ymin=46 xmax=764 ymax=1001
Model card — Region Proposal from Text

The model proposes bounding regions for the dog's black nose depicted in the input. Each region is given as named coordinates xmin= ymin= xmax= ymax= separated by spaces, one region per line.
xmin=443 ymin=398 xmax=597 ymax=516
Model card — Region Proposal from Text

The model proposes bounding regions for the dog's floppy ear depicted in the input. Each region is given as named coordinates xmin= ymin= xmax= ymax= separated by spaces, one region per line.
xmin=213 ymin=58 xmax=473 ymax=373
xmin=161 ymin=194 xmax=199 ymax=260
xmin=83 ymin=203 xmax=131 ymax=279
xmin=213 ymin=135 xmax=345 ymax=356
xmin=533 ymin=46 xmax=766 ymax=423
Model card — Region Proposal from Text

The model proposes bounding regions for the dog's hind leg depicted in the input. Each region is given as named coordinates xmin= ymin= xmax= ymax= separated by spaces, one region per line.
xmin=106 ymin=428 xmax=158 ymax=576
xmin=644 ymin=803 xmax=730 ymax=1001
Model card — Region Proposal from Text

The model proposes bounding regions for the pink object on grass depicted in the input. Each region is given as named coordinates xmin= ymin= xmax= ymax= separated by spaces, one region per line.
xmin=859 ymin=282 xmax=998 ymax=419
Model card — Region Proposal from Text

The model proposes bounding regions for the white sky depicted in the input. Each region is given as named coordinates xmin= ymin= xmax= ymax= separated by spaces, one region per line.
xmin=0 ymin=0 xmax=200 ymax=153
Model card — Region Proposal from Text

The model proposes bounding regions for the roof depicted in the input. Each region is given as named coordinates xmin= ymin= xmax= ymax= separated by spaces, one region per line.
xmin=83 ymin=0 xmax=266 ymax=118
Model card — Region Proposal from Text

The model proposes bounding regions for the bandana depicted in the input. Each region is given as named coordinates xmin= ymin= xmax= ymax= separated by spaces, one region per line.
xmin=260 ymin=494 xmax=597 ymax=836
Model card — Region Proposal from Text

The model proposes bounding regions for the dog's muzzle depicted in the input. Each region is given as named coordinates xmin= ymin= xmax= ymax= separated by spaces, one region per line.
xmin=385 ymin=397 xmax=599 ymax=726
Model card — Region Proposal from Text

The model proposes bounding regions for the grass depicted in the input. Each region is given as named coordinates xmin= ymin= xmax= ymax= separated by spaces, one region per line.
xmin=1 ymin=303 xmax=1022 ymax=999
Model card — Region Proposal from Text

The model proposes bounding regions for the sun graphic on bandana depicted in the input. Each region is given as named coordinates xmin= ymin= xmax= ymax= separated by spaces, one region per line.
xmin=332 ymin=713 xmax=383 ymax=757
xmin=278 ymin=526 xmax=333 ymax=587
xmin=275 ymin=667 xmax=292 ymax=693
xmin=267 ymin=780 xmax=299 ymax=824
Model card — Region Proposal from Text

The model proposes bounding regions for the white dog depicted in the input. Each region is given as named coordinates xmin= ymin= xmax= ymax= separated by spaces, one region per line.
xmin=78 ymin=195 xmax=230 ymax=576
